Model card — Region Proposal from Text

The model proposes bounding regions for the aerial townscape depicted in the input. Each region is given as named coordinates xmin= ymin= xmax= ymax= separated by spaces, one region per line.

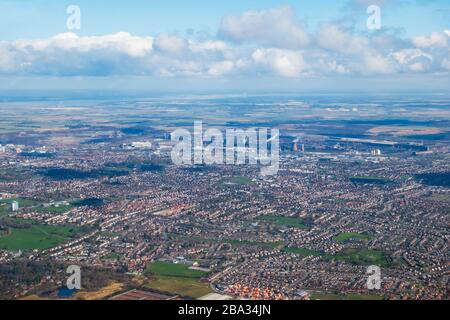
xmin=0 ymin=0 xmax=449 ymax=304
xmin=0 ymin=94 xmax=448 ymax=300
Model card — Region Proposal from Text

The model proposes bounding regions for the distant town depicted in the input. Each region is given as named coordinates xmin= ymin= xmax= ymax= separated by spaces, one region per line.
xmin=0 ymin=94 xmax=448 ymax=300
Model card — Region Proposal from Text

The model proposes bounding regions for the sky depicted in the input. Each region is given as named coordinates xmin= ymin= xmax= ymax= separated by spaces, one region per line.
xmin=0 ymin=0 xmax=449 ymax=92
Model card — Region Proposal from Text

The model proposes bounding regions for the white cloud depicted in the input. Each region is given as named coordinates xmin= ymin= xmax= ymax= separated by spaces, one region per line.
xmin=189 ymin=40 xmax=228 ymax=53
xmin=13 ymin=32 xmax=153 ymax=57
xmin=327 ymin=60 xmax=348 ymax=74
xmin=153 ymin=34 xmax=187 ymax=55
xmin=413 ymin=31 xmax=449 ymax=48
xmin=392 ymin=48 xmax=432 ymax=65
xmin=252 ymin=48 xmax=307 ymax=77
xmin=363 ymin=53 xmax=393 ymax=74
xmin=409 ymin=62 xmax=425 ymax=72
xmin=0 ymin=32 xmax=155 ymax=76
xmin=0 ymin=7 xmax=449 ymax=79
xmin=207 ymin=61 xmax=235 ymax=77
xmin=219 ymin=6 xmax=309 ymax=49
xmin=317 ymin=25 xmax=368 ymax=54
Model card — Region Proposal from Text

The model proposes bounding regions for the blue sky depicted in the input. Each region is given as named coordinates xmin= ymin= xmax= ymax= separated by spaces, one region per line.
xmin=1 ymin=0 xmax=448 ymax=39
xmin=0 ymin=0 xmax=449 ymax=92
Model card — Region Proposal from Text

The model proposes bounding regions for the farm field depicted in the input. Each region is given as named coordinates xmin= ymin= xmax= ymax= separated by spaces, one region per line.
xmin=145 ymin=276 xmax=212 ymax=299
xmin=0 ymin=224 xmax=82 ymax=250
xmin=74 ymin=282 xmax=124 ymax=300
xmin=284 ymin=247 xmax=389 ymax=268
xmin=145 ymin=261 xmax=207 ymax=279
xmin=333 ymin=232 xmax=374 ymax=243
xmin=335 ymin=249 xmax=390 ymax=267
xmin=145 ymin=261 xmax=212 ymax=298
xmin=33 ymin=204 xmax=74 ymax=214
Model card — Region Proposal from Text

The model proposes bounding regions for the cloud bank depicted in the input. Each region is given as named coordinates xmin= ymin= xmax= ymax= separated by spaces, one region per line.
xmin=0 ymin=6 xmax=449 ymax=79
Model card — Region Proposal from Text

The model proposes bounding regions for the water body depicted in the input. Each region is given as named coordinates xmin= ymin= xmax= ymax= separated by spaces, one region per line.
xmin=57 ymin=287 xmax=77 ymax=298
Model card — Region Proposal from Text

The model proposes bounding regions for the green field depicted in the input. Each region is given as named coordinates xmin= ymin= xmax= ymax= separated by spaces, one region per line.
xmin=0 ymin=224 xmax=82 ymax=250
xmin=258 ymin=215 xmax=310 ymax=229
xmin=0 ymin=198 xmax=74 ymax=216
xmin=333 ymin=232 xmax=374 ymax=243
xmin=145 ymin=261 xmax=212 ymax=298
xmin=284 ymin=246 xmax=389 ymax=267
xmin=0 ymin=203 xmax=9 ymax=217
xmin=145 ymin=276 xmax=212 ymax=298
xmin=0 ymin=198 xmax=38 ymax=207
xmin=145 ymin=261 xmax=207 ymax=279
xmin=0 ymin=198 xmax=39 ymax=217
xmin=33 ymin=204 xmax=74 ymax=214
xmin=335 ymin=249 xmax=390 ymax=267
